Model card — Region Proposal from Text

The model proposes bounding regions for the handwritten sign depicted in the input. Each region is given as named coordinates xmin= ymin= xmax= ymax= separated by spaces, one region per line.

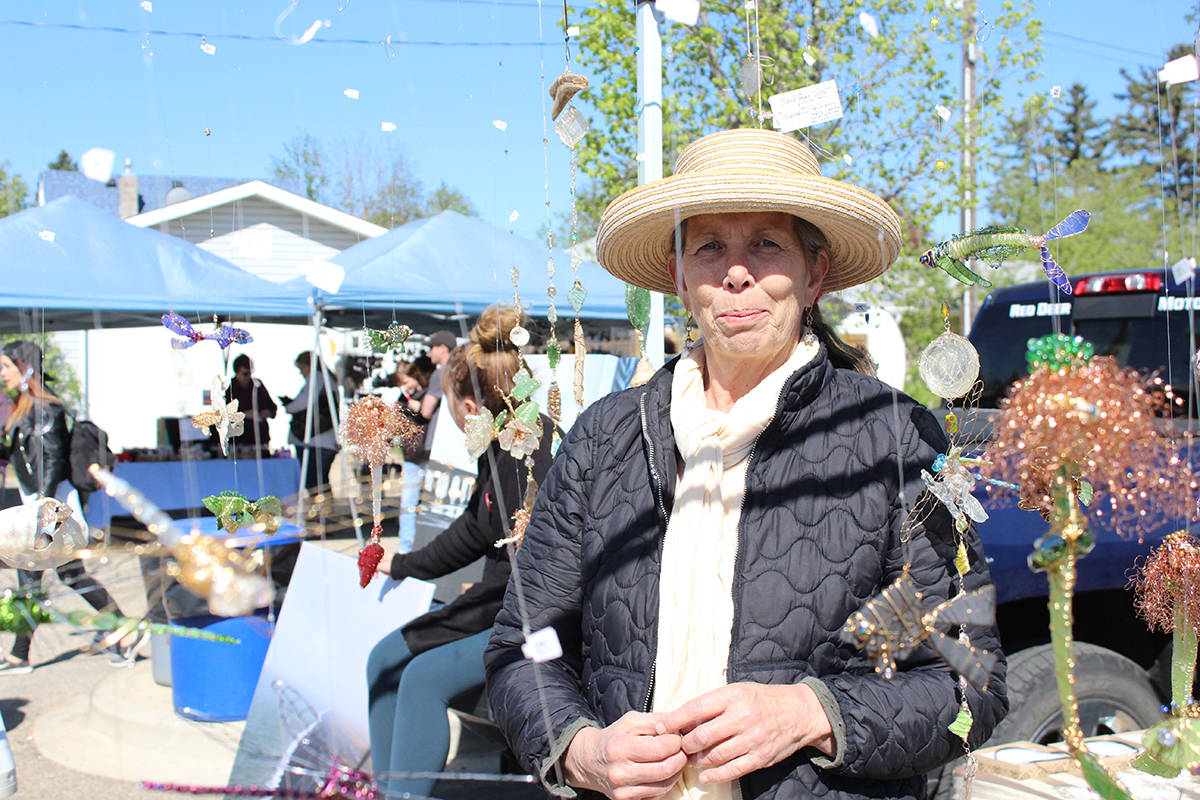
xmin=768 ymin=80 xmax=844 ymax=132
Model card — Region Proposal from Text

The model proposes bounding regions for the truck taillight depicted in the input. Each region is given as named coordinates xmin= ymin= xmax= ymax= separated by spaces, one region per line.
xmin=1073 ymin=273 xmax=1162 ymax=294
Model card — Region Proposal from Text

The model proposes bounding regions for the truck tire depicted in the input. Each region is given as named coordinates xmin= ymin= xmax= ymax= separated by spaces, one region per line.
xmin=927 ymin=642 xmax=1161 ymax=799
xmin=991 ymin=642 xmax=1161 ymax=746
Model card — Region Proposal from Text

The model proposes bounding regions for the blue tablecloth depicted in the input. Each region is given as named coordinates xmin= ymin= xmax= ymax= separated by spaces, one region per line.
xmin=85 ymin=459 xmax=301 ymax=529
xmin=174 ymin=516 xmax=306 ymax=548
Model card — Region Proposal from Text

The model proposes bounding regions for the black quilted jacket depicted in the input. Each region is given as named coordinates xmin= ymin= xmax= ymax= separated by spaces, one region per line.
xmin=485 ymin=347 xmax=1007 ymax=800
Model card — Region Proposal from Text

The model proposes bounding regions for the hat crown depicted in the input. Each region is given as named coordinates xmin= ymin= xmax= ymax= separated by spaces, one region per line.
xmin=673 ymin=129 xmax=821 ymax=178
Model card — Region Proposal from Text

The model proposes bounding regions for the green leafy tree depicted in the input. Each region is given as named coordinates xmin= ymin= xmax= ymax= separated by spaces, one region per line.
xmin=270 ymin=133 xmax=328 ymax=202
xmin=1111 ymin=43 xmax=1197 ymax=217
xmin=0 ymin=162 xmax=28 ymax=218
xmin=1056 ymin=83 xmax=1107 ymax=165
xmin=46 ymin=150 xmax=78 ymax=171
xmin=568 ymin=1 xmax=1041 ymax=402
xmin=422 ymin=182 xmax=478 ymax=217
xmin=571 ymin=0 xmax=1042 ymax=242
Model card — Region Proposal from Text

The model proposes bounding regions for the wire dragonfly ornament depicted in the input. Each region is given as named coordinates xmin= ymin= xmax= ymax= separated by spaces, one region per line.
xmin=920 ymin=209 xmax=1091 ymax=294
xmin=161 ymin=312 xmax=253 ymax=350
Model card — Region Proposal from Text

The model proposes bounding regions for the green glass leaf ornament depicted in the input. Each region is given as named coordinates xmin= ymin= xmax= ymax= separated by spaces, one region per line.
xmin=510 ymin=370 xmax=541 ymax=401
xmin=568 ymin=280 xmax=588 ymax=313
xmin=0 ymin=591 xmax=53 ymax=635
xmin=626 ymin=285 xmax=651 ymax=332
xmin=947 ymin=704 xmax=973 ymax=740
xmin=493 ymin=410 xmax=508 ymax=430
xmin=515 ymin=400 xmax=540 ymax=427
xmin=1078 ymin=480 xmax=1094 ymax=507
xmin=1076 ymin=750 xmax=1135 ymax=800
xmin=255 ymin=496 xmax=283 ymax=517
xmin=547 ymin=338 xmax=561 ymax=369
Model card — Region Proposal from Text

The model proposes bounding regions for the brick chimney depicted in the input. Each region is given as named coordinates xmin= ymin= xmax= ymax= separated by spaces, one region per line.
xmin=118 ymin=158 xmax=138 ymax=218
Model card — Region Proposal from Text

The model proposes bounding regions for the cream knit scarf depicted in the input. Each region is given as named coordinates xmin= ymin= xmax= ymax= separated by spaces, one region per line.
xmin=652 ymin=338 xmax=817 ymax=800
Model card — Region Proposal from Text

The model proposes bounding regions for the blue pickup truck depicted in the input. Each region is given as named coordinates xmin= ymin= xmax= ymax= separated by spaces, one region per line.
xmin=955 ymin=267 xmax=1197 ymax=749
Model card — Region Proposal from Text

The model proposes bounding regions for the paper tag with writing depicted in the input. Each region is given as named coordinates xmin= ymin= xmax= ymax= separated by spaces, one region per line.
xmin=768 ymin=80 xmax=843 ymax=132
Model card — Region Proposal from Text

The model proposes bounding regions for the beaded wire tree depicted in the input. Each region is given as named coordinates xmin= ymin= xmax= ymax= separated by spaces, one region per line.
xmin=1130 ymin=531 xmax=1200 ymax=776
xmin=982 ymin=334 xmax=1196 ymax=798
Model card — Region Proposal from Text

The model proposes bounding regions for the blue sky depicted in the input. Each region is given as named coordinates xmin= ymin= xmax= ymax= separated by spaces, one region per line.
xmin=0 ymin=0 xmax=1196 ymax=241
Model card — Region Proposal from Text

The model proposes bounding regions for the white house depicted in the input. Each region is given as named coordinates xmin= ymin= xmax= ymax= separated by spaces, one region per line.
xmin=126 ymin=180 xmax=385 ymax=284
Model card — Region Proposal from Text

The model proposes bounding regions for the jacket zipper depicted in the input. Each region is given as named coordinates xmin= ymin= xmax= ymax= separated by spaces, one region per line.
xmin=639 ymin=390 xmax=670 ymax=712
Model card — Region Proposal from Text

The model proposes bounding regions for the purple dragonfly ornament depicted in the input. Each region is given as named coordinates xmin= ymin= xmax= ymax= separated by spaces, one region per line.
xmin=162 ymin=312 xmax=253 ymax=350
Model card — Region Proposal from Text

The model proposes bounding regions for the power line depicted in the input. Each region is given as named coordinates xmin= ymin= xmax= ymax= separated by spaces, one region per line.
xmin=1044 ymin=30 xmax=1163 ymax=61
xmin=0 ymin=18 xmax=548 ymax=47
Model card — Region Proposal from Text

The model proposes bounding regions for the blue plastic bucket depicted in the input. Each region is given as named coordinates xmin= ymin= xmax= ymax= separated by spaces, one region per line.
xmin=170 ymin=614 xmax=273 ymax=722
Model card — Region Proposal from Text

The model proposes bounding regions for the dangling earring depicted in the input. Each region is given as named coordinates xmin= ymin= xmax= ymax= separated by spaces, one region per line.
xmin=19 ymin=367 xmax=32 ymax=393
xmin=684 ymin=311 xmax=698 ymax=346
xmin=801 ymin=306 xmax=817 ymax=348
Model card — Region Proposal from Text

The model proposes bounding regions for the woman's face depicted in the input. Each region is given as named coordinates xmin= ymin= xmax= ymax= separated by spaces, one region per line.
xmin=668 ymin=211 xmax=827 ymax=377
xmin=441 ymin=379 xmax=477 ymax=434
xmin=399 ymin=375 xmax=420 ymax=395
xmin=0 ymin=355 xmax=23 ymax=392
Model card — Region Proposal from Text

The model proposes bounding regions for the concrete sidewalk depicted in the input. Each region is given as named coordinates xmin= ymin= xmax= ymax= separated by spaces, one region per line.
xmin=0 ymin=543 xmax=541 ymax=800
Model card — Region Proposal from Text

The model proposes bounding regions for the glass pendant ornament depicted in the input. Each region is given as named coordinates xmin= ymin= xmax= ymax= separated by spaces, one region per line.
xmin=463 ymin=408 xmax=495 ymax=460
xmin=919 ymin=332 xmax=980 ymax=400
xmin=0 ymin=498 xmax=90 ymax=570
xmin=509 ymin=325 xmax=531 ymax=348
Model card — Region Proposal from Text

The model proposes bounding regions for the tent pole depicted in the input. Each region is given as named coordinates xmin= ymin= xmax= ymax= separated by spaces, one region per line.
xmin=637 ymin=0 xmax=666 ymax=368
xmin=82 ymin=329 xmax=90 ymax=419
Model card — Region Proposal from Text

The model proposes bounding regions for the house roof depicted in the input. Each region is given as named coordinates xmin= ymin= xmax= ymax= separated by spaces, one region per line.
xmin=125 ymin=180 xmax=387 ymax=239
xmin=37 ymin=169 xmax=289 ymax=216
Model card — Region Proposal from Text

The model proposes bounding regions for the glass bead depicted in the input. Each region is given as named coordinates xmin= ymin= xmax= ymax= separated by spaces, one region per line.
xmin=1158 ymin=728 xmax=1177 ymax=747
xmin=509 ymin=326 xmax=530 ymax=348
xmin=555 ymin=106 xmax=589 ymax=148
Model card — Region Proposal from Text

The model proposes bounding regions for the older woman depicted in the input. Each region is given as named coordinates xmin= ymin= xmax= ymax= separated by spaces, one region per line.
xmin=485 ymin=129 xmax=1006 ymax=800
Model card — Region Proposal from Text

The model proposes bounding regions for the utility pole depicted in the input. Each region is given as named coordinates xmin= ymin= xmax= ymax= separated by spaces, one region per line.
xmin=960 ymin=0 xmax=978 ymax=335
xmin=636 ymin=0 xmax=665 ymax=366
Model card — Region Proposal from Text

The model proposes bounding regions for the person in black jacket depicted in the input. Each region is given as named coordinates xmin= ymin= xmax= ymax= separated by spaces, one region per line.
xmin=0 ymin=341 xmax=130 ymax=673
xmin=485 ymin=129 xmax=1007 ymax=800
xmin=365 ymin=305 xmax=554 ymax=799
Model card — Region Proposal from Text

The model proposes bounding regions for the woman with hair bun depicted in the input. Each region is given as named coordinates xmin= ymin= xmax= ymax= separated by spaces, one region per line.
xmin=365 ymin=304 xmax=554 ymax=798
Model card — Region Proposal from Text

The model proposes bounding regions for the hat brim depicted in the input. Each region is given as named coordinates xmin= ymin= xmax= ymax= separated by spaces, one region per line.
xmin=596 ymin=173 xmax=902 ymax=295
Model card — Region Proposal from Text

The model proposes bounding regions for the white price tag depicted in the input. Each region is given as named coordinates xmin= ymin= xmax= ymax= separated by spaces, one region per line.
xmin=1172 ymin=256 xmax=1197 ymax=284
xmin=522 ymin=627 xmax=563 ymax=663
xmin=768 ymin=80 xmax=843 ymax=132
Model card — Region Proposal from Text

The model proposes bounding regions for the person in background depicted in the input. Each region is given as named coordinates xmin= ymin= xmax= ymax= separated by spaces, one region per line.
xmin=397 ymin=331 xmax=456 ymax=553
xmin=282 ymin=351 xmax=339 ymax=492
xmin=225 ymin=354 xmax=277 ymax=455
xmin=366 ymin=305 xmax=553 ymax=800
xmin=0 ymin=341 xmax=136 ymax=673
xmin=397 ymin=355 xmax=435 ymax=420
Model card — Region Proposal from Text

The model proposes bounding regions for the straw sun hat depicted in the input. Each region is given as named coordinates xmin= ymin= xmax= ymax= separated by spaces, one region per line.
xmin=595 ymin=128 xmax=903 ymax=295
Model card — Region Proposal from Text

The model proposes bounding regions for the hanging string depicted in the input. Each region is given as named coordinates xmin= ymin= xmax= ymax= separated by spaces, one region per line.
xmin=561 ymin=0 xmax=571 ymax=64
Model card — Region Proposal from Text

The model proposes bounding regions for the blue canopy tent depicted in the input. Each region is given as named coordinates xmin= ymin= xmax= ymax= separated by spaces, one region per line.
xmin=306 ymin=210 xmax=634 ymax=326
xmin=0 ymin=196 xmax=313 ymax=331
